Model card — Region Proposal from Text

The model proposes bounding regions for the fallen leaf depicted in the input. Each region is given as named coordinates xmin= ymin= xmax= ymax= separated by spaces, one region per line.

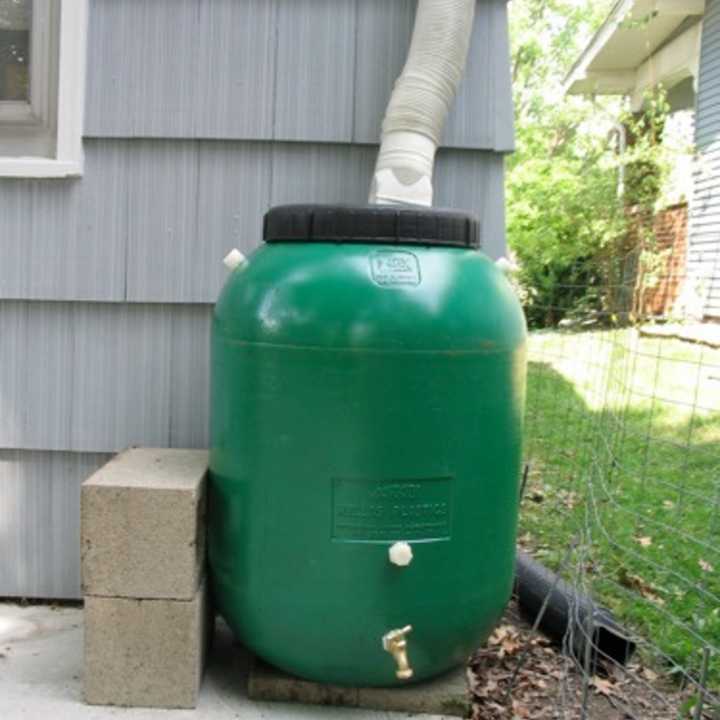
xmin=641 ymin=667 xmax=658 ymax=682
xmin=636 ymin=536 xmax=652 ymax=547
xmin=562 ymin=491 xmax=578 ymax=509
xmin=617 ymin=568 xmax=666 ymax=605
xmin=591 ymin=676 xmax=615 ymax=696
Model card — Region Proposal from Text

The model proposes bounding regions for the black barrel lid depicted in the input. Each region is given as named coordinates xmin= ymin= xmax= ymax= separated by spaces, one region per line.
xmin=263 ymin=204 xmax=480 ymax=249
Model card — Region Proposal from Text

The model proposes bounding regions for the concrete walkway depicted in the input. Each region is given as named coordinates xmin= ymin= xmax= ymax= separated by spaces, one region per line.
xmin=0 ymin=603 xmax=444 ymax=720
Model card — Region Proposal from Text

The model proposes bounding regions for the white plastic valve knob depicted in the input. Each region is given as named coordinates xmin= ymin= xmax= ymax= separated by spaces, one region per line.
xmin=223 ymin=248 xmax=247 ymax=270
xmin=389 ymin=541 xmax=413 ymax=567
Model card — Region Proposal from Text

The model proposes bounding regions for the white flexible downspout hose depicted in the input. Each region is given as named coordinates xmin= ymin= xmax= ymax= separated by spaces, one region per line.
xmin=369 ymin=0 xmax=476 ymax=207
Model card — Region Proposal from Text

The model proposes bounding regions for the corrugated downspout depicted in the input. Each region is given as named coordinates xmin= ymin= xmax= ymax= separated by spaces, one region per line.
xmin=369 ymin=0 xmax=476 ymax=207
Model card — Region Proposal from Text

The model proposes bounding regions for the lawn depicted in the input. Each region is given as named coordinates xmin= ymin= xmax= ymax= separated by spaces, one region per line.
xmin=520 ymin=328 xmax=720 ymax=690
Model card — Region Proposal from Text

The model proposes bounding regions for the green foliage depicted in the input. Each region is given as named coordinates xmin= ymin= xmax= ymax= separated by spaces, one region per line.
xmin=507 ymin=109 xmax=625 ymax=326
xmin=622 ymin=93 xmax=672 ymax=208
xmin=510 ymin=0 xmax=611 ymax=122
xmin=507 ymin=1 xmax=671 ymax=328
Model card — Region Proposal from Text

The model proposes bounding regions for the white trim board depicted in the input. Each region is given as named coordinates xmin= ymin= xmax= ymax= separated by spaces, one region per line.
xmin=0 ymin=157 xmax=82 ymax=177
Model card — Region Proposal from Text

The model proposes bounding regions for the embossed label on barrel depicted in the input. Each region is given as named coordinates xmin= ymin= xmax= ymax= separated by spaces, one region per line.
xmin=370 ymin=251 xmax=421 ymax=287
xmin=332 ymin=477 xmax=452 ymax=542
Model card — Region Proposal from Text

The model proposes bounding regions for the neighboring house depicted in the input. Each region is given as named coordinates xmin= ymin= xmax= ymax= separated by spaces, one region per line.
xmin=0 ymin=0 xmax=515 ymax=599
xmin=565 ymin=0 xmax=720 ymax=320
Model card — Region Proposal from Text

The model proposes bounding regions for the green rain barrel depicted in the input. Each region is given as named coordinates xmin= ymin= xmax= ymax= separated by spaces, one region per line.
xmin=209 ymin=204 xmax=527 ymax=687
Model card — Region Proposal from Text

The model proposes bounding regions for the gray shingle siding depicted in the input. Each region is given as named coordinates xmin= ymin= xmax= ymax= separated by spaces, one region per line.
xmin=690 ymin=0 xmax=720 ymax=317
xmin=0 ymin=142 xmax=128 ymax=302
xmin=0 ymin=141 xmax=505 ymax=304
xmin=0 ymin=451 xmax=112 ymax=599
xmin=83 ymin=0 xmax=515 ymax=151
xmin=0 ymin=302 xmax=210 ymax=453
xmin=0 ymin=0 xmax=514 ymax=598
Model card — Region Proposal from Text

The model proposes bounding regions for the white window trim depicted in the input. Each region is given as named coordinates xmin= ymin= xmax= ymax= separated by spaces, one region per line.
xmin=0 ymin=0 xmax=88 ymax=178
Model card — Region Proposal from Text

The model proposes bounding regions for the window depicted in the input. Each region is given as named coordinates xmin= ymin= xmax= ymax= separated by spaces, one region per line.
xmin=0 ymin=0 xmax=88 ymax=177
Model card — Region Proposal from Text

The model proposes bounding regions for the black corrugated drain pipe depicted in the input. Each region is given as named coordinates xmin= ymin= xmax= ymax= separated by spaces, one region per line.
xmin=514 ymin=551 xmax=637 ymax=668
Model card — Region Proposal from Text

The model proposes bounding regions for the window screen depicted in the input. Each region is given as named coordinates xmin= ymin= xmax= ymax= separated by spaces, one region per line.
xmin=0 ymin=0 xmax=31 ymax=101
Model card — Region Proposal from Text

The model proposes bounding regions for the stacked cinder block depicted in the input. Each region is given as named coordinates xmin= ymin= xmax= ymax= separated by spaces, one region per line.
xmin=81 ymin=448 xmax=210 ymax=709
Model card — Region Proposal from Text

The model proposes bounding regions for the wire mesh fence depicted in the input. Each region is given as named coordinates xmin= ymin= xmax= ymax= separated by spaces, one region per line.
xmin=470 ymin=237 xmax=720 ymax=718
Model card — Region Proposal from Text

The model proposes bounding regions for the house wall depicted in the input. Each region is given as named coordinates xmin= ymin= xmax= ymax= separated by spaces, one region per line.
xmin=0 ymin=0 xmax=515 ymax=599
xmin=632 ymin=203 xmax=688 ymax=317
xmin=689 ymin=0 xmax=720 ymax=318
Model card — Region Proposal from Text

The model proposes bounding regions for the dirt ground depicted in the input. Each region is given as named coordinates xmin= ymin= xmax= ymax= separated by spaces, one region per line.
xmin=469 ymin=602 xmax=713 ymax=720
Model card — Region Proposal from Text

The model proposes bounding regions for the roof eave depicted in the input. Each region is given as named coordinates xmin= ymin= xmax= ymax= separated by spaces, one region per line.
xmin=562 ymin=0 xmax=635 ymax=96
xmin=563 ymin=0 xmax=705 ymax=98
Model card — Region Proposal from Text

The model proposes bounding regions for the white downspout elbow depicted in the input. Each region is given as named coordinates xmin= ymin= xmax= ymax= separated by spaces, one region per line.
xmin=369 ymin=0 xmax=476 ymax=207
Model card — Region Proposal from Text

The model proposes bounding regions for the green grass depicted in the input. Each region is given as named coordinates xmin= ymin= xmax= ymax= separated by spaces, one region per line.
xmin=521 ymin=328 xmax=720 ymax=689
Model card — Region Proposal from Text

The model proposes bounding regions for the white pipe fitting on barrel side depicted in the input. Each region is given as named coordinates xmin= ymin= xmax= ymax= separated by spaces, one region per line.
xmin=223 ymin=248 xmax=247 ymax=270
xmin=369 ymin=0 xmax=476 ymax=207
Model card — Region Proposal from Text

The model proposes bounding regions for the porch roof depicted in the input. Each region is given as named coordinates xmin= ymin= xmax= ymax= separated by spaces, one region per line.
xmin=564 ymin=0 xmax=704 ymax=110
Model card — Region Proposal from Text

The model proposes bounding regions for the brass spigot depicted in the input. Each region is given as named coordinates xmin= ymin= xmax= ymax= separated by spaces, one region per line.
xmin=382 ymin=625 xmax=414 ymax=680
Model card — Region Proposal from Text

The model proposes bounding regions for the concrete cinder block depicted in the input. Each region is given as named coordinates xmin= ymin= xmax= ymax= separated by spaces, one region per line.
xmin=84 ymin=580 xmax=211 ymax=709
xmin=247 ymin=657 xmax=471 ymax=717
xmin=81 ymin=448 xmax=207 ymax=600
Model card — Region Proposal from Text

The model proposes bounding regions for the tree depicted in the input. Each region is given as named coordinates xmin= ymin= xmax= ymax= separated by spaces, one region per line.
xmin=507 ymin=0 xmax=628 ymax=327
